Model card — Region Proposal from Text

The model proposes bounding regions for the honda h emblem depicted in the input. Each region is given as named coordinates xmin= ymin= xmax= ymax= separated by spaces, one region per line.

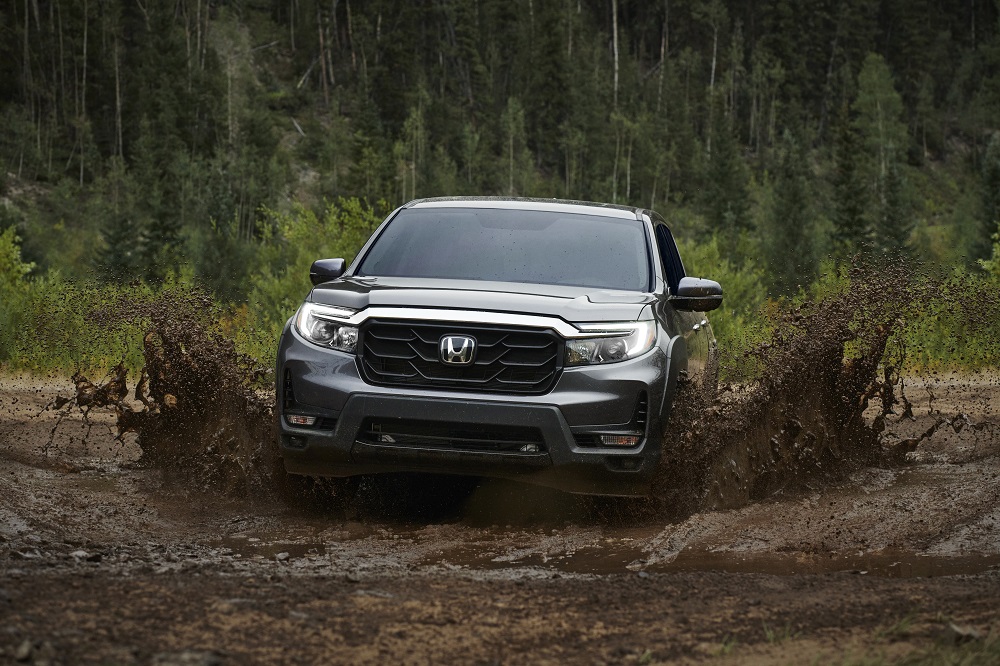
xmin=439 ymin=335 xmax=476 ymax=365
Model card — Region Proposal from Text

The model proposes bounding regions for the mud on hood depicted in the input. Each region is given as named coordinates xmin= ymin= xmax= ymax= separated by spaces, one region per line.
xmin=309 ymin=276 xmax=655 ymax=323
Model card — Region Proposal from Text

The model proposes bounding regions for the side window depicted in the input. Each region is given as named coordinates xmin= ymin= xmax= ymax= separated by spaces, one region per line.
xmin=655 ymin=225 xmax=686 ymax=294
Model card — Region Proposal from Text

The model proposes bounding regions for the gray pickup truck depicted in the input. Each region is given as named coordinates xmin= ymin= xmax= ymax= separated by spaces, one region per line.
xmin=275 ymin=197 xmax=722 ymax=496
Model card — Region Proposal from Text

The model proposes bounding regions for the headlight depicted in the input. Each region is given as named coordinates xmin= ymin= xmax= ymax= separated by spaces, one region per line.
xmin=295 ymin=303 xmax=359 ymax=352
xmin=565 ymin=321 xmax=656 ymax=366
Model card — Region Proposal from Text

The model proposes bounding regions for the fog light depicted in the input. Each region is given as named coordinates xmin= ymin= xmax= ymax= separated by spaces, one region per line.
xmin=286 ymin=414 xmax=317 ymax=426
xmin=599 ymin=434 xmax=640 ymax=447
xmin=519 ymin=443 xmax=540 ymax=453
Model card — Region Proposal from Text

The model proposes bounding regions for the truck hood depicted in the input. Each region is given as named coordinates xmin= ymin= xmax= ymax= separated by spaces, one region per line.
xmin=309 ymin=277 xmax=655 ymax=323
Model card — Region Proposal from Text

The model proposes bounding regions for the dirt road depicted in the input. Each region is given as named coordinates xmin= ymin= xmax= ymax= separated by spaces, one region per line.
xmin=1 ymin=376 xmax=999 ymax=664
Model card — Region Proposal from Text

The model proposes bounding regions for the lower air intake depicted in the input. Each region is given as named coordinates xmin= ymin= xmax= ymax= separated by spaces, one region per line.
xmin=359 ymin=419 xmax=546 ymax=454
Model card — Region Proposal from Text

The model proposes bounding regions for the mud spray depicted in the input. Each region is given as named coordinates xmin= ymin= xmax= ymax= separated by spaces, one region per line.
xmin=56 ymin=268 xmax=1000 ymax=521
xmin=54 ymin=292 xmax=284 ymax=499
xmin=637 ymin=264 xmax=1000 ymax=522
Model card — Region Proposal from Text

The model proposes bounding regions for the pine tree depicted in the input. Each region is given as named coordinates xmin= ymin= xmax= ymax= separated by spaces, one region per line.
xmin=980 ymin=133 xmax=1000 ymax=261
xmin=703 ymin=103 xmax=750 ymax=250
xmin=94 ymin=159 xmax=143 ymax=283
xmin=500 ymin=97 xmax=528 ymax=196
xmin=852 ymin=53 xmax=911 ymax=257
xmin=524 ymin=2 xmax=569 ymax=169
xmin=852 ymin=54 xmax=908 ymax=181
xmin=831 ymin=102 xmax=871 ymax=259
xmin=874 ymin=160 xmax=912 ymax=258
xmin=763 ymin=130 xmax=814 ymax=296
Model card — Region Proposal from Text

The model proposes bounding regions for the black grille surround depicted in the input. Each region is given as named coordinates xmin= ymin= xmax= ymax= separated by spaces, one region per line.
xmin=358 ymin=319 xmax=563 ymax=395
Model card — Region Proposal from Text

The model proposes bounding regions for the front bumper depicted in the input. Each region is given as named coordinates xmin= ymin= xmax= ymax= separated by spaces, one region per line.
xmin=276 ymin=325 xmax=673 ymax=497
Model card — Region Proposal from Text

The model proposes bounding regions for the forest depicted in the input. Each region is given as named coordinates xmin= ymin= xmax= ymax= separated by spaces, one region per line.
xmin=1 ymin=0 xmax=1000 ymax=369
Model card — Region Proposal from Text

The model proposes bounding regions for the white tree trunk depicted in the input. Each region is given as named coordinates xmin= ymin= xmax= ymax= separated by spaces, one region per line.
xmin=611 ymin=0 xmax=619 ymax=109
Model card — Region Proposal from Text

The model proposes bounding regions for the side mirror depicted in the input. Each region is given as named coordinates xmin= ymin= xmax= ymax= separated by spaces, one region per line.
xmin=671 ymin=276 xmax=723 ymax=312
xmin=309 ymin=258 xmax=346 ymax=285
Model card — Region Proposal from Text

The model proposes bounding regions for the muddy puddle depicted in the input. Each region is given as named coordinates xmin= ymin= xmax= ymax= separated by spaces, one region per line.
xmin=203 ymin=504 xmax=1000 ymax=580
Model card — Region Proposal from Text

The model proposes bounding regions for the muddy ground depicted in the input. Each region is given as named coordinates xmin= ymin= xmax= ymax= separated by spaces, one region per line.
xmin=1 ymin=376 xmax=999 ymax=665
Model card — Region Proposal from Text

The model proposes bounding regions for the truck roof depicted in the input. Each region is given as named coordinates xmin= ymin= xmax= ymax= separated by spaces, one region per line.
xmin=405 ymin=196 xmax=643 ymax=220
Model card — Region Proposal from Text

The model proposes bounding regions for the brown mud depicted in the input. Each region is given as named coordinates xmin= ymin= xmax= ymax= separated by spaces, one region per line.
xmin=2 ymin=273 xmax=1000 ymax=664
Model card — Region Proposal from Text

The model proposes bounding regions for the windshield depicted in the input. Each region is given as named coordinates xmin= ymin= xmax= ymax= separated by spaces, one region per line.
xmin=356 ymin=208 xmax=651 ymax=291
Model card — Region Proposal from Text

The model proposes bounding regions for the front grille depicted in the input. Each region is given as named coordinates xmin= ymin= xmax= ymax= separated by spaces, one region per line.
xmin=359 ymin=418 xmax=546 ymax=453
xmin=358 ymin=320 xmax=561 ymax=394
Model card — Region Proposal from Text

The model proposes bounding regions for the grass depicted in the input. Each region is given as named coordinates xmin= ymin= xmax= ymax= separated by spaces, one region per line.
xmin=762 ymin=621 xmax=799 ymax=644
xmin=839 ymin=635 xmax=1000 ymax=665
xmin=894 ymin=636 xmax=1000 ymax=665
xmin=716 ymin=634 xmax=739 ymax=656
xmin=874 ymin=613 xmax=918 ymax=641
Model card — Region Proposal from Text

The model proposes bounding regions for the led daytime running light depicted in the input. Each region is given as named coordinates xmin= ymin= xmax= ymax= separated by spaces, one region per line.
xmin=295 ymin=303 xmax=360 ymax=352
xmin=565 ymin=321 xmax=656 ymax=366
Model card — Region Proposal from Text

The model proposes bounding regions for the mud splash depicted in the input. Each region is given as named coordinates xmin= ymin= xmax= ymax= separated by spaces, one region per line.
xmin=647 ymin=265 xmax=1000 ymax=519
xmin=56 ymin=292 xmax=282 ymax=498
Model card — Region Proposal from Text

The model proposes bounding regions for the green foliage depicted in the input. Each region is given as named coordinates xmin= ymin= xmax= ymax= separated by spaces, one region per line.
xmin=0 ymin=227 xmax=153 ymax=373
xmin=852 ymin=53 xmax=914 ymax=258
xmin=2 ymin=1 xmax=997 ymax=284
xmin=762 ymin=130 xmax=816 ymax=296
xmin=0 ymin=204 xmax=26 ymax=240
xmin=981 ymin=234 xmax=1000 ymax=278
xmin=0 ymin=227 xmax=34 ymax=362
xmin=94 ymin=158 xmax=144 ymax=283
xmin=831 ymin=102 xmax=871 ymax=259
xmin=853 ymin=54 xmax=908 ymax=168
xmin=901 ymin=268 xmax=1000 ymax=370
xmin=1 ymin=224 xmax=171 ymax=373
xmin=188 ymin=216 xmax=258 ymax=304
xmin=981 ymin=133 xmax=1000 ymax=261
xmin=703 ymin=104 xmax=751 ymax=250
xmin=876 ymin=161 xmax=913 ymax=258
xmin=500 ymin=97 xmax=532 ymax=196
xmin=9 ymin=274 xmax=153 ymax=372
xmin=0 ymin=0 xmax=998 ymax=374
xmin=677 ymin=235 xmax=768 ymax=375
xmin=19 ymin=180 xmax=104 ymax=281
xmin=248 ymin=197 xmax=383 ymax=337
